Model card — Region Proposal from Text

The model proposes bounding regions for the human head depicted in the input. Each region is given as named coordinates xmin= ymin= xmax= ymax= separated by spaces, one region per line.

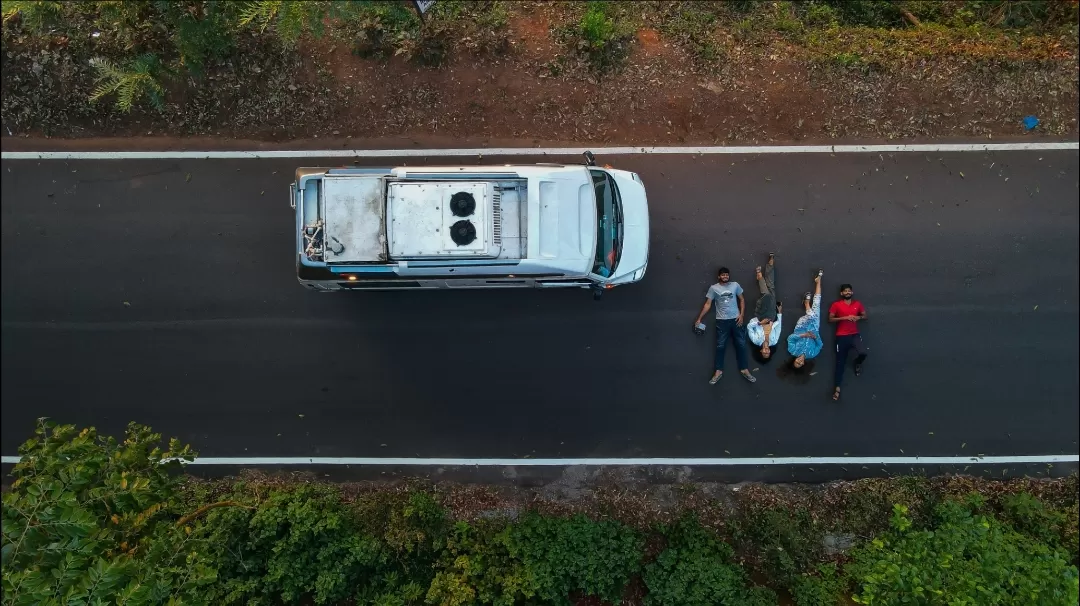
xmin=718 ymin=267 xmax=730 ymax=283
xmin=777 ymin=356 xmax=815 ymax=383
xmin=839 ymin=283 xmax=853 ymax=300
xmin=752 ymin=343 xmax=774 ymax=365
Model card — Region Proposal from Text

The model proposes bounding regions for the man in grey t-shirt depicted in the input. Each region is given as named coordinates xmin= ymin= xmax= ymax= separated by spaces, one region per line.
xmin=694 ymin=266 xmax=756 ymax=384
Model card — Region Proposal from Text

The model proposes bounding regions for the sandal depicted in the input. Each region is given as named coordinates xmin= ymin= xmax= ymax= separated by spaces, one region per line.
xmin=709 ymin=372 xmax=723 ymax=385
xmin=817 ymin=268 xmax=824 ymax=277
xmin=804 ymin=292 xmax=812 ymax=302
xmin=832 ymin=387 xmax=841 ymax=401
xmin=854 ymin=362 xmax=863 ymax=377
xmin=741 ymin=371 xmax=757 ymax=383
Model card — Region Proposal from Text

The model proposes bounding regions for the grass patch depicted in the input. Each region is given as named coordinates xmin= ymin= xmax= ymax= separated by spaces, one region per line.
xmin=653 ymin=1 xmax=726 ymax=64
xmin=556 ymin=1 xmax=636 ymax=74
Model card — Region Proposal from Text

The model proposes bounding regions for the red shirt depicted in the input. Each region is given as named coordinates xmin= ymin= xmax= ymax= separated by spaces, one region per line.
xmin=829 ymin=300 xmax=865 ymax=336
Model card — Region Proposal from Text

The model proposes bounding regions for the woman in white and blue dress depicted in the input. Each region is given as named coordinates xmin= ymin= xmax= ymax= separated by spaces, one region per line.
xmin=783 ymin=269 xmax=824 ymax=375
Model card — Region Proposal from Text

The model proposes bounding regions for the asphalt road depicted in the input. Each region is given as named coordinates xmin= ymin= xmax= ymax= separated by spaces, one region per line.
xmin=2 ymin=149 xmax=1078 ymax=462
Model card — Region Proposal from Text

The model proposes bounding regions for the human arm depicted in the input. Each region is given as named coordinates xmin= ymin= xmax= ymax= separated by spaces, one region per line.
xmin=695 ymin=298 xmax=712 ymax=326
xmin=828 ymin=303 xmax=842 ymax=323
xmin=736 ymin=288 xmax=746 ymax=326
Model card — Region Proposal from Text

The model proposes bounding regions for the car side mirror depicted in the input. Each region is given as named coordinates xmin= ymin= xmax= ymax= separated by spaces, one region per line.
xmin=583 ymin=150 xmax=596 ymax=166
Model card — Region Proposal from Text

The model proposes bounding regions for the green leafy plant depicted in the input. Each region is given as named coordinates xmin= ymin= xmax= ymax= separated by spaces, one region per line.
xmin=571 ymin=1 xmax=634 ymax=72
xmin=645 ymin=516 xmax=778 ymax=606
xmin=789 ymin=563 xmax=848 ymax=606
xmin=0 ymin=0 xmax=64 ymax=32
xmin=427 ymin=520 xmax=536 ymax=606
xmin=88 ymin=53 xmax=166 ymax=112
xmin=200 ymin=485 xmax=395 ymax=605
xmin=847 ymin=497 xmax=1080 ymax=606
xmin=239 ymin=0 xmax=329 ymax=47
xmin=507 ymin=513 xmax=644 ymax=605
xmin=734 ymin=504 xmax=823 ymax=589
xmin=1001 ymin=492 xmax=1067 ymax=547
xmin=0 ymin=420 xmax=216 ymax=606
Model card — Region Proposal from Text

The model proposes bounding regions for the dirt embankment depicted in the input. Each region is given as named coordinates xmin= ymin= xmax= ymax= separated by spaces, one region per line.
xmin=2 ymin=1 xmax=1077 ymax=148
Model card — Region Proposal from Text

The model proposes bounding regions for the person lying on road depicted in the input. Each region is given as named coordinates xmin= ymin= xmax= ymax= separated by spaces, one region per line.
xmin=747 ymin=253 xmax=781 ymax=362
xmin=828 ymin=282 xmax=868 ymax=401
xmin=694 ymin=266 xmax=756 ymax=385
xmin=785 ymin=269 xmax=824 ymax=372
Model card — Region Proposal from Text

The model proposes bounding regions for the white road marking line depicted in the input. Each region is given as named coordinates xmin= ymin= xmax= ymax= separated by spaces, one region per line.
xmin=2 ymin=142 xmax=1077 ymax=160
xmin=3 ymin=455 xmax=1077 ymax=466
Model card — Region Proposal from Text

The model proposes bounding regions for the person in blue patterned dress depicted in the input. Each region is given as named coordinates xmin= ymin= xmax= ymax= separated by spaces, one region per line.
xmin=785 ymin=269 xmax=824 ymax=371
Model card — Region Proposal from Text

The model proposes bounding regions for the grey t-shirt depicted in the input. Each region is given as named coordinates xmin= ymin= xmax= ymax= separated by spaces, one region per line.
xmin=707 ymin=282 xmax=743 ymax=320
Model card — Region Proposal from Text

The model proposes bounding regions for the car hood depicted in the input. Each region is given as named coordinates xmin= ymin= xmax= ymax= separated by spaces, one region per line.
xmin=609 ymin=171 xmax=650 ymax=281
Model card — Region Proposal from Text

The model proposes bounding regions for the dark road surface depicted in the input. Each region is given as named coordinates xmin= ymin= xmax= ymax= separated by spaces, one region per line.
xmin=2 ymin=149 xmax=1078 ymax=462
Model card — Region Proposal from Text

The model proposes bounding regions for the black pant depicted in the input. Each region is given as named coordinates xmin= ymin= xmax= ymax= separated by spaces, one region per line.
xmin=834 ymin=334 xmax=867 ymax=387
xmin=754 ymin=261 xmax=777 ymax=322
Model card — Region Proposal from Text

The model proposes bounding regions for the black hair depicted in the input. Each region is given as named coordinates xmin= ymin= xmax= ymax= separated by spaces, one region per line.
xmin=718 ymin=266 xmax=730 ymax=275
xmin=751 ymin=346 xmax=776 ymax=365
xmin=776 ymin=357 xmax=816 ymax=383
xmin=839 ymin=283 xmax=853 ymax=292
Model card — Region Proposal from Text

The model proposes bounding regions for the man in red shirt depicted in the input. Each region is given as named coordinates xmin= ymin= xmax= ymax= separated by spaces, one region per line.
xmin=828 ymin=283 xmax=867 ymax=401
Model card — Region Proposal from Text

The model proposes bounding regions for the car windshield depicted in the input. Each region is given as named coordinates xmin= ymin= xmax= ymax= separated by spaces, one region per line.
xmin=590 ymin=169 xmax=623 ymax=278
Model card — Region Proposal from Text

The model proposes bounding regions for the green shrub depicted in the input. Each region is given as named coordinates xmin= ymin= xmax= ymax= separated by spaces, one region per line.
xmin=507 ymin=513 xmax=644 ymax=605
xmin=789 ymin=563 xmax=848 ymax=606
xmin=428 ymin=512 xmax=643 ymax=606
xmin=834 ymin=476 xmax=937 ymax=537
xmin=816 ymin=0 xmax=904 ymax=28
xmin=238 ymin=0 xmax=330 ymax=47
xmin=645 ymin=516 xmax=778 ymax=606
xmin=1 ymin=0 xmax=64 ymax=32
xmin=734 ymin=505 xmax=822 ymax=588
xmin=0 ymin=420 xmax=215 ymax=606
xmin=847 ymin=499 xmax=1080 ymax=606
xmin=199 ymin=485 xmax=420 ymax=606
xmin=803 ymin=2 xmax=839 ymax=27
xmin=570 ymin=1 xmax=634 ymax=72
xmin=1062 ymin=502 xmax=1080 ymax=563
xmin=89 ymin=53 xmax=166 ymax=112
xmin=427 ymin=520 xmax=535 ymax=606
xmin=769 ymin=1 xmax=805 ymax=35
xmin=1001 ymin=492 xmax=1079 ymax=562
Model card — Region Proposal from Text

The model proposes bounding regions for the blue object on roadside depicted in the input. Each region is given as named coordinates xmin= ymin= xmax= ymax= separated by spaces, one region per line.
xmin=1023 ymin=115 xmax=1039 ymax=131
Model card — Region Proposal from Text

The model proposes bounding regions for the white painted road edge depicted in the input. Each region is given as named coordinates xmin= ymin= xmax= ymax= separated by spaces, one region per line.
xmin=2 ymin=142 xmax=1078 ymax=160
xmin=3 ymin=455 xmax=1078 ymax=466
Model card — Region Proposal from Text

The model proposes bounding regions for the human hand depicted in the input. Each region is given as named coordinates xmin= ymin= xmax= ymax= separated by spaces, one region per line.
xmin=736 ymin=313 xmax=744 ymax=327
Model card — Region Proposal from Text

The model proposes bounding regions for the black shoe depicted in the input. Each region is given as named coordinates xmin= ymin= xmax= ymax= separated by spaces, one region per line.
xmin=853 ymin=362 xmax=863 ymax=376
